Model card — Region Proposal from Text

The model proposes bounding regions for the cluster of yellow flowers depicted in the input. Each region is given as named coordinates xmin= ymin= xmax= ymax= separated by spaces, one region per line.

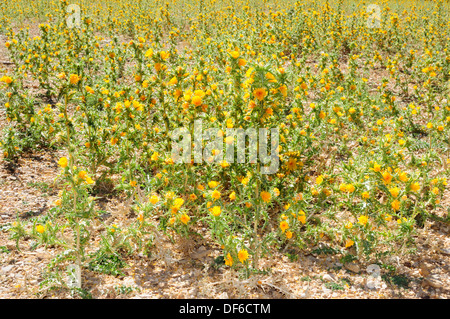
xmin=1 ymin=0 xmax=449 ymax=270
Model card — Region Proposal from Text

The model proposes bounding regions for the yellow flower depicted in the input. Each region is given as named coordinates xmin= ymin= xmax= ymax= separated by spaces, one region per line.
xmin=345 ymin=239 xmax=354 ymax=248
xmin=229 ymin=191 xmax=236 ymax=201
xmin=346 ymin=184 xmax=355 ymax=193
xmin=391 ymin=199 xmax=401 ymax=211
xmin=280 ymin=220 xmax=289 ymax=233
xmin=431 ymin=187 xmax=439 ymax=195
xmin=253 ymin=88 xmax=267 ymax=101
xmin=229 ymin=50 xmax=240 ymax=59
xmin=160 ymin=51 xmax=170 ymax=60
xmin=180 ymin=213 xmax=190 ymax=225
xmin=358 ymin=215 xmax=368 ymax=226
xmin=192 ymin=95 xmax=202 ymax=106
xmin=372 ymin=162 xmax=381 ymax=172
xmin=0 ymin=76 xmax=13 ymax=84
xmin=208 ymin=181 xmax=219 ymax=188
xmin=69 ymin=74 xmax=80 ymax=85
xmin=260 ymin=191 xmax=271 ymax=203
xmin=224 ymin=253 xmax=233 ymax=266
xmin=168 ymin=76 xmax=178 ymax=85
xmin=389 ymin=187 xmax=400 ymax=198
xmin=382 ymin=171 xmax=392 ymax=184
xmin=345 ymin=222 xmax=353 ymax=229
xmin=58 ymin=157 xmax=68 ymax=168
xmin=298 ymin=211 xmax=306 ymax=224
xmin=36 ymin=225 xmax=45 ymax=234
xmin=361 ymin=191 xmax=370 ymax=199
xmin=151 ymin=152 xmax=159 ymax=161
xmin=211 ymin=206 xmax=221 ymax=217
xmin=398 ymin=172 xmax=409 ymax=182
xmin=173 ymin=198 xmax=184 ymax=208
xmin=410 ymin=182 xmax=420 ymax=192
xmin=78 ymin=170 xmax=87 ymax=180
xmin=144 ymin=48 xmax=153 ymax=58
xmin=265 ymin=72 xmax=277 ymax=83
xmin=285 ymin=231 xmax=293 ymax=239
xmin=238 ymin=249 xmax=249 ymax=263
xmin=316 ymin=175 xmax=323 ymax=185
xmin=149 ymin=195 xmax=159 ymax=204
xmin=273 ymin=188 xmax=280 ymax=197
xmin=212 ymin=189 xmax=221 ymax=200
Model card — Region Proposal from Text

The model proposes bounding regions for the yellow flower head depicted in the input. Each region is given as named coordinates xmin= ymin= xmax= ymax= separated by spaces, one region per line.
xmin=149 ymin=195 xmax=159 ymax=204
xmin=208 ymin=181 xmax=219 ymax=188
xmin=69 ymin=74 xmax=80 ymax=85
xmin=238 ymin=249 xmax=249 ymax=263
xmin=36 ymin=225 xmax=45 ymax=234
xmin=358 ymin=215 xmax=368 ymax=226
xmin=180 ymin=213 xmax=190 ymax=225
xmin=58 ymin=157 xmax=68 ymax=168
xmin=253 ymin=88 xmax=267 ymax=101
xmin=229 ymin=50 xmax=240 ymax=59
xmin=211 ymin=206 xmax=221 ymax=217
xmin=260 ymin=191 xmax=271 ymax=203
xmin=212 ymin=189 xmax=221 ymax=200
xmin=389 ymin=187 xmax=400 ymax=198
xmin=280 ymin=220 xmax=289 ymax=233
xmin=224 ymin=253 xmax=233 ymax=266
xmin=345 ymin=239 xmax=354 ymax=248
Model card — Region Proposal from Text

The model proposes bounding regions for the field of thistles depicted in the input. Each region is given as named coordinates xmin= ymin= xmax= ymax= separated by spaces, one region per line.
xmin=0 ymin=0 xmax=448 ymax=299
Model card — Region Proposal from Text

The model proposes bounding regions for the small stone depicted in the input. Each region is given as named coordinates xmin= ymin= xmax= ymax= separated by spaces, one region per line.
xmin=189 ymin=246 xmax=211 ymax=260
xmin=123 ymin=277 xmax=137 ymax=287
xmin=322 ymin=274 xmax=336 ymax=282
xmin=419 ymin=262 xmax=431 ymax=277
xmin=1 ymin=265 xmax=14 ymax=273
xmin=344 ymin=263 xmax=360 ymax=273
xmin=439 ymin=248 xmax=450 ymax=256
xmin=423 ymin=275 xmax=443 ymax=289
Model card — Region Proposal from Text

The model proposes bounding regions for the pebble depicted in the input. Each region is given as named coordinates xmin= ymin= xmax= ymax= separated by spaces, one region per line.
xmin=344 ymin=263 xmax=360 ymax=273
xmin=423 ymin=275 xmax=443 ymax=289
xmin=1 ymin=265 xmax=14 ymax=274
xmin=322 ymin=274 xmax=336 ymax=282
xmin=122 ymin=277 xmax=137 ymax=287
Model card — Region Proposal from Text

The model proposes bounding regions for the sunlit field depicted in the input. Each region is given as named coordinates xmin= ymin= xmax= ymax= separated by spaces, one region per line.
xmin=0 ymin=0 xmax=449 ymax=299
